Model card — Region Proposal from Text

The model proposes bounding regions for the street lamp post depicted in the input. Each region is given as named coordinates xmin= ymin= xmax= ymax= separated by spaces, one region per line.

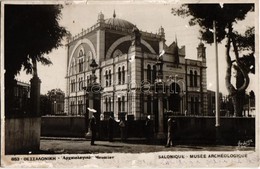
xmin=155 ymin=56 xmax=165 ymax=139
xmin=83 ymin=58 xmax=99 ymax=136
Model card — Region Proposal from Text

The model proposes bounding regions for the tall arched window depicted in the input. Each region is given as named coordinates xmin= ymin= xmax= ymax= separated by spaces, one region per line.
xmin=191 ymin=97 xmax=194 ymax=115
xmin=109 ymin=70 xmax=112 ymax=86
xmin=152 ymin=65 xmax=157 ymax=83
xmin=194 ymin=71 xmax=198 ymax=87
xmin=190 ymin=70 xmax=193 ymax=87
xmin=105 ymin=97 xmax=108 ymax=111
xmin=71 ymin=58 xmax=76 ymax=75
xmin=122 ymin=66 xmax=125 ymax=84
xmin=147 ymin=65 xmax=151 ymax=82
xmin=79 ymin=58 xmax=84 ymax=72
xmin=78 ymin=49 xmax=84 ymax=72
xmin=105 ymin=70 xmax=108 ymax=87
xmin=118 ymin=67 xmax=121 ymax=85
xmin=78 ymin=100 xmax=83 ymax=115
xmin=71 ymin=101 xmax=76 ymax=115
xmin=122 ymin=96 xmax=125 ymax=112
xmin=78 ymin=77 xmax=83 ymax=91
xmin=109 ymin=97 xmax=112 ymax=111
xmin=118 ymin=97 xmax=121 ymax=112
xmin=71 ymin=79 xmax=76 ymax=92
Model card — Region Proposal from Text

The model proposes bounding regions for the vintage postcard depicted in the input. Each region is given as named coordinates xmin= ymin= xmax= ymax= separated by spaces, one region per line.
xmin=1 ymin=0 xmax=259 ymax=168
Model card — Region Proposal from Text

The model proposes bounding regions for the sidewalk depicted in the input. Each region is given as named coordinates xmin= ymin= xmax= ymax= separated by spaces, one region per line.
xmin=39 ymin=137 xmax=255 ymax=154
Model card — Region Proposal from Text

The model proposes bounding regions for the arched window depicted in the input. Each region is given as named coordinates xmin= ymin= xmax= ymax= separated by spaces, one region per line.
xmin=152 ymin=65 xmax=157 ymax=83
xmin=194 ymin=71 xmax=198 ymax=87
xmin=78 ymin=49 xmax=85 ymax=73
xmin=79 ymin=49 xmax=84 ymax=57
xmin=71 ymin=79 xmax=76 ymax=92
xmin=190 ymin=70 xmax=193 ymax=87
xmin=118 ymin=67 xmax=121 ymax=85
xmin=78 ymin=100 xmax=83 ymax=115
xmin=118 ymin=97 xmax=121 ymax=113
xmin=70 ymin=58 xmax=76 ymax=75
xmin=105 ymin=70 xmax=108 ymax=87
xmin=78 ymin=77 xmax=83 ymax=91
xmin=71 ymin=101 xmax=76 ymax=115
xmin=105 ymin=97 xmax=108 ymax=111
xmin=109 ymin=97 xmax=112 ymax=111
xmin=109 ymin=70 xmax=112 ymax=86
xmin=191 ymin=97 xmax=194 ymax=115
xmin=122 ymin=96 xmax=125 ymax=112
xmin=79 ymin=58 xmax=84 ymax=72
xmin=122 ymin=66 xmax=125 ymax=84
xmin=147 ymin=65 xmax=151 ymax=82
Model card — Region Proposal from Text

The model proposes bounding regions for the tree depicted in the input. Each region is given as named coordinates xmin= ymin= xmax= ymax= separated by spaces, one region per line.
xmin=47 ymin=89 xmax=65 ymax=115
xmin=5 ymin=5 xmax=67 ymax=115
xmin=172 ymin=4 xmax=254 ymax=116
xmin=40 ymin=94 xmax=52 ymax=116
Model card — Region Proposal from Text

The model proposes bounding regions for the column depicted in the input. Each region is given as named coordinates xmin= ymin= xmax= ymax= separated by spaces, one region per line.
xmin=30 ymin=76 xmax=41 ymax=116
xmin=156 ymin=93 xmax=165 ymax=139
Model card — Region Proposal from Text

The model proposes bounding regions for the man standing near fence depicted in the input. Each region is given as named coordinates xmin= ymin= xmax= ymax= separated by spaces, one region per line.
xmin=108 ymin=115 xmax=114 ymax=142
xmin=90 ymin=114 xmax=97 ymax=145
xmin=119 ymin=118 xmax=126 ymax=142
xmin=165 ymin=117 xmax=175 ymax=147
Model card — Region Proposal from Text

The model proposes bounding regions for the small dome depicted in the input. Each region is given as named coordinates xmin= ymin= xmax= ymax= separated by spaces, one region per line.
xmin=105 ymin=11 xmax=135 ymax=30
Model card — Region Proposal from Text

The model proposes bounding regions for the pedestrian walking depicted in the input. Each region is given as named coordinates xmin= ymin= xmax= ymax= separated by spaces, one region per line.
xmin=165 ymin=117 xmax=175 ymax=147
xmin=119 ymin=119 xmax=126 ymax=142
xmin=108 ymin=115 xmax=114 ymax=142
xmin=90 ymin=114 xmax=97 ymax=145
xmin=145 ymin=115 xmax=153 ymax=143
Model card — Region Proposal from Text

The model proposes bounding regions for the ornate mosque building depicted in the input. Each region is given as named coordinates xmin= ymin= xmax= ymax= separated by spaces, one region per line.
xmin=65 ymin=11 xmax=208 ymax=121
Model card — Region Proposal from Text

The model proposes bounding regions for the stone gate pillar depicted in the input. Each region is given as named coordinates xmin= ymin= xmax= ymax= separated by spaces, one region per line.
xmin=30 ymin=76 xmax=41 ymax=116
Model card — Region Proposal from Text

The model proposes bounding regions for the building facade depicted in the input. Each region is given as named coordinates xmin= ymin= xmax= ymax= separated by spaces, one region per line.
xmin=65 ymin=12 xmax=208 ymax=120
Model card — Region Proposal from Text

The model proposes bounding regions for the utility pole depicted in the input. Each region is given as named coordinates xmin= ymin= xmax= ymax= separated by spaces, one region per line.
xmin=213 ymin=20 xmax=220 ymax=127
xmin=213 ymin=20 xmax=221 ymax=144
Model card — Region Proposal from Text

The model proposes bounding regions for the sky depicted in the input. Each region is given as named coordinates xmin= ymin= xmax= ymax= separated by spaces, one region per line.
xmin=16 ymin=3 xmax=256 ymax=95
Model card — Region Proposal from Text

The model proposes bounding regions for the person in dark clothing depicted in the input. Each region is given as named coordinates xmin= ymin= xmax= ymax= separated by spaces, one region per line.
xmin=108 ymin=116 xmax=114 ymax=142
xmin=145 ymin=115 xmax=153 ymax=143
xmin=90 ymin=114 xmax=97 ymax=145
xmin=119 ymin=119 xmax=126 ymax=142
xmin=165 ymin=117 xmax=175 ymax=147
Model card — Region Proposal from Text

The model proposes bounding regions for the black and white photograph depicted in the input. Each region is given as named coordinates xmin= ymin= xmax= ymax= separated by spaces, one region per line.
xmin=1 ymin=0 xmax=259 ymax=168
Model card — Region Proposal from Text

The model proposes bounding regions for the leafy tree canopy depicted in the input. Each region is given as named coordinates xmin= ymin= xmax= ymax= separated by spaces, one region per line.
xmin=172 ymin=4 xmax=254 ymax=43
xmin=5 ymin=5 xmax=67 ymax=79
xmin=172 ymin=4 xmax=255 ymax=116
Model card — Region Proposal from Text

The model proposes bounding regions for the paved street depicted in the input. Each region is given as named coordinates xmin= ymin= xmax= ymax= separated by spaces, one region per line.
xmin=39 ymin=137 xmax=254 ymax=154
